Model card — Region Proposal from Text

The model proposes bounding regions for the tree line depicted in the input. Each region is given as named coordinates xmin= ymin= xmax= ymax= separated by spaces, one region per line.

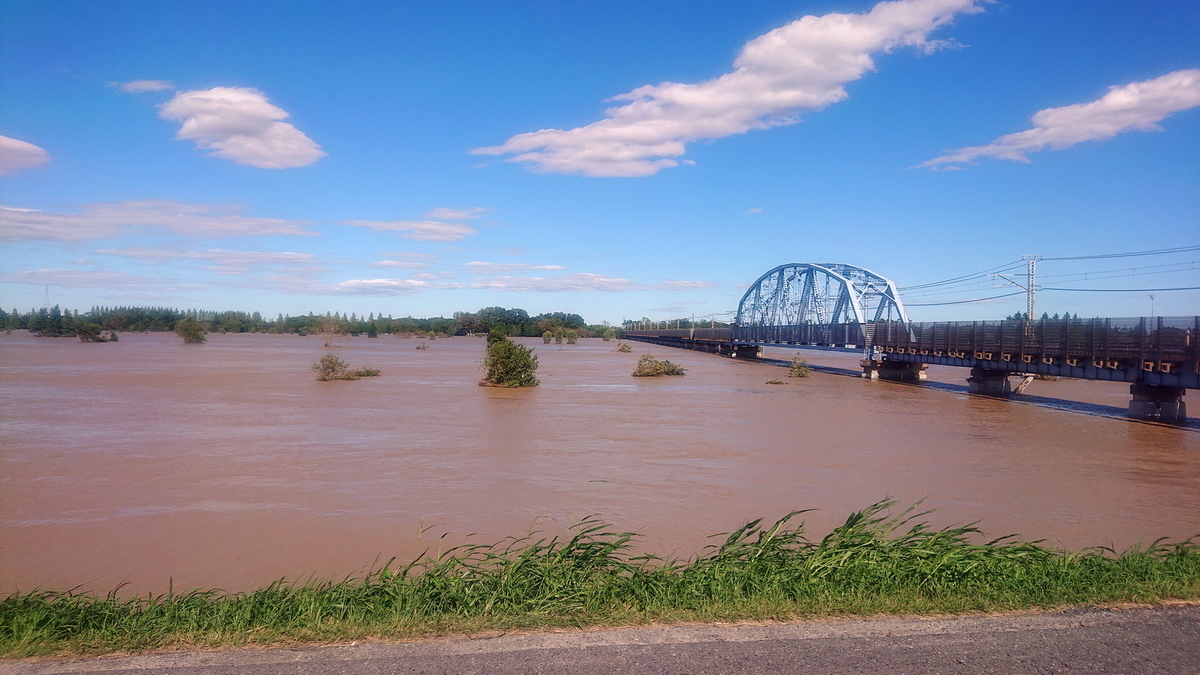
xmin=1 ymin=305 xmax=620 ymax=339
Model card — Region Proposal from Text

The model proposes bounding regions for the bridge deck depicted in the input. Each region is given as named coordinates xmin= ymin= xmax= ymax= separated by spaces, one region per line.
xmin=625 ymin=316 xmax=1199 ymax=389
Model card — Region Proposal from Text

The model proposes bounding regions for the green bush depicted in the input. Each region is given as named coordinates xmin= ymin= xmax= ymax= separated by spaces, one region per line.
xmin=601 ymin=328 xmax=615 ymax=341
xmin=312 ymin=354 xmax=380 ymax=381
xmin=566 ymin=329 xmax=578 ymax=344
xmin=174 ymin=317 xmax=206 ymax=344
xmin=632 ymin=354 xmax=686 ymax=377
xmin=788 ymin=356 xmax=811 ymax=378
xmin=615 ymin=342 xmax=632 ymax=353
xmin=542 ymin=331 xmax=553 ymax=344
xmin=75 ymin=322 xmax=111 ymax=343
xmin=553 ymin=327 xmax=564 ymax=344
xmin=481 ymin=334 xmax=539 ymax=387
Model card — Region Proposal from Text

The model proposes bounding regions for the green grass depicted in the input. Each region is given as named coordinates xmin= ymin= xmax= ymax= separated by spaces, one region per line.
xmin=3 ymin=500 xmax=1197 ymax=658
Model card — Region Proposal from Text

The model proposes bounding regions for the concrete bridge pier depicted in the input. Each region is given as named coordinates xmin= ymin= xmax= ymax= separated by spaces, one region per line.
xmin=967 ymin=367 xmax=1012 ymax=397
xmin=861 ymin=360 xmax=928 ymax=382
xmin=1128 ymin=384 xmax=1187 ymax=422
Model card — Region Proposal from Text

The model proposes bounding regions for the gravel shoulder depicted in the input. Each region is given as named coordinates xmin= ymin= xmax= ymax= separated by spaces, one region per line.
xmin=5 ymin=603 xmax=1199 ymax=674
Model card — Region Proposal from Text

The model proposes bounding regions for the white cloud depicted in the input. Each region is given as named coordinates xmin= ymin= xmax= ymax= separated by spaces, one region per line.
xmin=159 ymin=87 xmax=325 ymax=168
xmin=473 ymin=0 xmax=983 ymax=176
xmin=921 ymin=69 xmax=1200 ymax=168
xmin=0 ymin=200 xmax=314 ymax=241
xmin=334 ymin=278 xmax=428 ymax=295
xmin=341 ymin=219 xmax=477 ymax=241
xmin=463 ymin=261 xmax=567 ymax=274
xmin=113 ymin=79 xmax=175 ymax=93
xmin=371 ymin=260 xmax=431 ymax=268
xmin=746 ymin=207 xmax=764 ymax=214
xmin=425 ymin=207 xmax=486 ymax=220
xmin=0 ymin=135 xmax=50 ymax=175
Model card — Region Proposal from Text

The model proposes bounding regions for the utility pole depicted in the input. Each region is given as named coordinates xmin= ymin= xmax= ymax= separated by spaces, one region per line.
xmin=993 ymin=255 xmax=1042 ymax=320
xmin=1023 ymin=255 xmax=1042 ymax=320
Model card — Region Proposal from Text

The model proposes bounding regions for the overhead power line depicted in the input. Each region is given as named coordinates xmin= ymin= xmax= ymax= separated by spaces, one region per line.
xmin=898 ymin=260 xmax=1023 ymax=291
xmin=1043 ymin=244 xmax=1200 ymax=261
xmin=1042 ymin=286 xmax=1200 ymax=293
xmin=905 ymin=291 xmax=1026 ymax=307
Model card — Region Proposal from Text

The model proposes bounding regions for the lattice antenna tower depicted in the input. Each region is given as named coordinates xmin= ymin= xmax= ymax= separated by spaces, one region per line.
xmin=42 ymin=285 xmax=50 ymax=310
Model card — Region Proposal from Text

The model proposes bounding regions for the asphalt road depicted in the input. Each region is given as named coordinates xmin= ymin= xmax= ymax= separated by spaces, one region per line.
xmin=5 ymin=604 xmax=1198 ymax=675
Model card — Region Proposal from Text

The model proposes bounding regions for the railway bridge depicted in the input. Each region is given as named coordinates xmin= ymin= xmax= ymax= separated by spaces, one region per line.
xmin=624 ymin=263 xmax=1197 ymax=422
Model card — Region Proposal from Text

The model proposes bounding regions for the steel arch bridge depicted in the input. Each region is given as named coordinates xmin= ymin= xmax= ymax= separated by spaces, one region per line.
xmin=734 ymin=263 xmax=908 ymax=346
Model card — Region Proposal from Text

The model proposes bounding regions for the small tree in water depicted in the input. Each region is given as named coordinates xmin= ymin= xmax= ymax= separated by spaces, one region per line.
xmin=553 ymin=327 xmax=564 ymax=344
xmin=542 ymin=331 xmax=553 ymax=344
xmin=174 ymin=317 xmax=206 ymax=344
xmin=566 ymin=329 xmax=578 ymax=344
xmin=481 ymin=331 xmax=539 ymax=387
xmin=788 ymin=356 xmax=811 ymax=378
xmin=314 ymin=318 xmax=347 ymax=347
xmin=601 ymin=328 xmax=615 ymax=341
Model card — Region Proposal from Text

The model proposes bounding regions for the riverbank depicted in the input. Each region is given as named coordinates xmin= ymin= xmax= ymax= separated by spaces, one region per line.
xmin=4 ymin=501 xmax=1197 ymax=658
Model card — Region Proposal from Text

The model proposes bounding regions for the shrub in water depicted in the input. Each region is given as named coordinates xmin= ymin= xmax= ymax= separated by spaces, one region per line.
xmin=566 ymin=329 xmax=578 ymax=344
xmin=615 ymin=342 xmax=632 ymax=353
xmin=542 ymin=331 xmax=553 ymax=344
xmin=481 ymin=334 xmax=539 ymax=387
xmin=174 ymin=317 xmax=206 ymax=344
xmin=788 ymin=356 xmax=811 ymax=378
xmin=312 ymin=354 xmax=380 ymax=381
xmin=416 ymin=342 xmax=428 ymax=350
xmin=553 ymin=327 xmax=564 ymax=344
xmin=601 ymin=328 xmax=615 ymax=341
xmin=766 ymin=379 xmax=786 ymax=385
xmin=632 ymin=354 xmax=686 ymax=377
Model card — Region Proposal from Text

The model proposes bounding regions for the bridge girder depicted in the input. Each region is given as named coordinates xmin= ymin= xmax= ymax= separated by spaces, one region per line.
xmin=735 ymin=263 xmax=909 ymax=327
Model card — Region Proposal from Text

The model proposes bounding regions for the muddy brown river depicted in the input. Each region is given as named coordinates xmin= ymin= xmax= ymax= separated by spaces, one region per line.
xmin=2 ymin=331 xmax=1198 ymax=596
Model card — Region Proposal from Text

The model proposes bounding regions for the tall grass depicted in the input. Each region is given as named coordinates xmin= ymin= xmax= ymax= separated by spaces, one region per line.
xmin=2 ymin=500 xmax=1196 ymax=657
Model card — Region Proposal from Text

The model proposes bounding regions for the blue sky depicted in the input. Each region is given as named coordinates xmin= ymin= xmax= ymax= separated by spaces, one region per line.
xmin=1 ymin=0 xmax=1197 ymax=323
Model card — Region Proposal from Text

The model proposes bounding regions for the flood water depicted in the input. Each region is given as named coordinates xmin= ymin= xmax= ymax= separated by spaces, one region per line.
xmin=2 ymin=331 xmax=1198 ymax=596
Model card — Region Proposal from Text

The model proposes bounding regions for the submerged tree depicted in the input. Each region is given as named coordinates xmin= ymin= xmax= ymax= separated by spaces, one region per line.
xmin=542 ymin=331 xmax=553 ymax=344
xmin=313 ymin=318 xmax=348 ymax=347
xmin=312 ymin=353 xmax=380 ymax=381
xmin=480 ymin=331 xmax=539 ymax=387
xmin=631 ymin=354 xmax=686 ymax=377
xmin=174 ymin=317 xmax=206 ymax=344
xmin=788 ymin=356 xmax=811 ymax=378
xmin=566 ymin=329 xmax=578 ymax=344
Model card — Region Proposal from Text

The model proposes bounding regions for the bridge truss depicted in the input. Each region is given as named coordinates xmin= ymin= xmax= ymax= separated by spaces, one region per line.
xmin=735 ymin=263 xmax=909 ymax=330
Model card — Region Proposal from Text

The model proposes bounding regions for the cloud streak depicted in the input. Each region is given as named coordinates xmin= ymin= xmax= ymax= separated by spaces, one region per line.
xmin=331 ymin=272 xmax=715 ymax=295
xmin=0 ymin=200 xmax=314 ymax=241
xmin=0 ymin=135 xmax=50 ymax=175
xmin=342 ymin=207 xmax=485 ymax=241
xmin=113 ymin=79 xmax=175 ymax=93
xmin=97 ymin=247 xmax=316 ymax=274
xmin=0 ymin=268 xmax=157 ymax=289
xmin=920 ymin=69 xmax=1200 ymax=168
xmin=473 ymin=0 xmax=983 ymax=176
xmin=159 ymin=87 xmax=325 ymax=168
